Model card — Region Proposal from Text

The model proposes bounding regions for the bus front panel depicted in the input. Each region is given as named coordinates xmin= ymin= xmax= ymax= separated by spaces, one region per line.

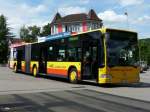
xmin=98 ymin=29 xmax=140 ymax=84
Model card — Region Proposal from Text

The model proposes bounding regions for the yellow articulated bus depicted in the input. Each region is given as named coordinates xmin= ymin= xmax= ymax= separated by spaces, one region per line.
xmin=9 ymin=28 xmax=140 ymax=84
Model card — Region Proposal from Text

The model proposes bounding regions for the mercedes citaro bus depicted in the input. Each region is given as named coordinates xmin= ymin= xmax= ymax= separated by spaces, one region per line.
xmin=9 ymin=28 xmax=140 ymax=84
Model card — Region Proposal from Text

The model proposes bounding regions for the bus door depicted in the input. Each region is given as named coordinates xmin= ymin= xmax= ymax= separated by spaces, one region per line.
xmin=25 ymin=44 xmax=31 ymax=74
xmin=17 ymin=50 xmax=23 ymax=70
xmin=39 ymin=47 xmax=47 ymax=74
xmin=82 ymin=39 xmax=99 ymax=80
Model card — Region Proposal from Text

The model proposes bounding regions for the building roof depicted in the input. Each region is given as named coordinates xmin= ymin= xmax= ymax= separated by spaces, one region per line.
xmin=9 ymin=38 xmax=24 ymax=44
xmin=51 ymin=9 xmax=102 ymax=25
xmin=51 ymin=12 xmax=62 ymax=23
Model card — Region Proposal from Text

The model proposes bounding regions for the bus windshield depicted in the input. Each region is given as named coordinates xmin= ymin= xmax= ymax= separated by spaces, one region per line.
xmin=106 ymin=30 xmax=139 ymax=67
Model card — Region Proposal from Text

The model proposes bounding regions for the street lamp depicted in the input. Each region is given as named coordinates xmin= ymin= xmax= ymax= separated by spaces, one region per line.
xmin=125 ymin=12 xmax=129 ymax=29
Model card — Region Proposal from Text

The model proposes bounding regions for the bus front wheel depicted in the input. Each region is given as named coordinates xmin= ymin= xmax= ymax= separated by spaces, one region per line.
xmin=69 ymin=68 xmax=78 ymax=84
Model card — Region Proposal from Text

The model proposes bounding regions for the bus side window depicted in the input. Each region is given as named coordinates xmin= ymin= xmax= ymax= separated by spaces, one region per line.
xmin=57 ymin=49 xmax=65 ymax=61
xmin=13 ymin=51 xmax=17 ymax=60
xmin=66 ymin=47 xmax=81 ymax=61
xmin=31 ymin=45 xmax=39 ymax=60
xmin=48 ymin=46 xmax=55 ymax=61
xmin=67 ymin=48 xmax=75 ymax=61
xmin=77 ymin=48 xmax=82 ymax=61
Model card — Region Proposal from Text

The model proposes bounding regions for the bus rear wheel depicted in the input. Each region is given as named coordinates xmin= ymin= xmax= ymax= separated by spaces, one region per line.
xmin=69 ymin=68 xmax=78 ymax=84
xmin=32 ymin=66 xmax=38 ymax=77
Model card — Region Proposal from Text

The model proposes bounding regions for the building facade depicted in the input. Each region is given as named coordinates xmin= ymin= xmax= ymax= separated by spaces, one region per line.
xmin=50 ymin=9 xmax=103 ymax=35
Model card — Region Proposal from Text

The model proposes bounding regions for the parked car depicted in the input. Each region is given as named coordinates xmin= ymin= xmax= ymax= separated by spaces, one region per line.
xmin=140 ymin=61 xmax=148 ymax=72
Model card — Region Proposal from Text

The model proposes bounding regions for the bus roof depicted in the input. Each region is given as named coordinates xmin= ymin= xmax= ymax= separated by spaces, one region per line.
xmin=12 ymin=27 xmax=137 ymax=48
xmin=10 ymin=42 xmax=31 ymax=48
xmin=72 ymin=27 xmax=137 ymax=36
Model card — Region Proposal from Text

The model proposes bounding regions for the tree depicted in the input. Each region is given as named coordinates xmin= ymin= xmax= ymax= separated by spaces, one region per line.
xmin=139 ymin=38 xmax=150 ymax=65
xmin=40 ymin=23 xmax=51 ymax=36
xmin=0 ymin=15 xmax=13 ymax=64
xmin=28 ymin=25 xmax=40 ymax=42
xmin=20 ymin=26 xmax=30 ymax=42
xmin=20 ymin=23 xmax=52 ymax=42
xmin=20 ymin=25 xmax=40 ymax=42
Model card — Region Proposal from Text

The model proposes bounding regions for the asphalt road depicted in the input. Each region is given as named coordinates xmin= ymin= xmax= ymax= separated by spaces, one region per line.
xmin=0 ymin=89 xmax=150 ymax=112
xmin=0 ymin=67 xmax=86 ymax=95
xmin=0 ymin=67 xmax=150 ymax=112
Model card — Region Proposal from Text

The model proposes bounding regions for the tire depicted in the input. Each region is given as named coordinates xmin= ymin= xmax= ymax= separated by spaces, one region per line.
xmin=32 ymin=66 xmax=38 ymax=77
xmin=69 ymin=68 xmax=78 ymax=84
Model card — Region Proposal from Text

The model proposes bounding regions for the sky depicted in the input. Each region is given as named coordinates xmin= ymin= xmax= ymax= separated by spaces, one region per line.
xmin=0 ymin=0 xmax=150 ymax=39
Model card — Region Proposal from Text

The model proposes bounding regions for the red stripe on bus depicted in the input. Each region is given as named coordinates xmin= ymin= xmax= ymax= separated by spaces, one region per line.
xmin=21 ymin=66 xmax=25 ymax=72
xmin=47 ymin=68 xmax=81 ymax=80
xmin=77 ymin=71 xmax=81 ymax=80
xmin=47 ymin=68 xmax=67 ymax=76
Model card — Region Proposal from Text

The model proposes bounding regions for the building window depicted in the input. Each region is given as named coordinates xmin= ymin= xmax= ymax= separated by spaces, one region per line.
xmin=91 ymin=23 xmax=98 ymax=30
xmin=64 ymin=24 xmax=80 ymax=33
xmin=68 ymin=26 xmax=71 ymax=32
xmin=53 ymin=25 xmax=58 ymax=34
xmin=94 ymin=23 xmax=98 ymax=29
xmin=51 ymin=27 xmax=54 ymax=34
xmin=72 ymin=25 xmax=75 ymax=32
xmin=65 ymin=25 xmax=72 ymax=32
xmin=65 ymin=25 xmax=68 ymax=32
xmin=87 ymin=23 xmax=91 ymax=31
xmin=73 ymin=24 xmax=80 ymax=32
